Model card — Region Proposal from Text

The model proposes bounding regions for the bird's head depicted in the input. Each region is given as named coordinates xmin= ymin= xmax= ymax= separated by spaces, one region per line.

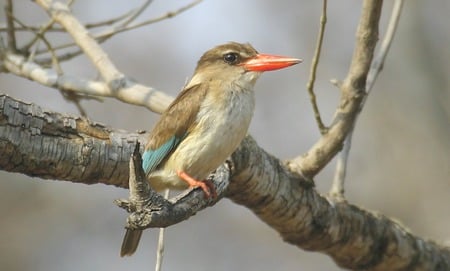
xmin=189 ymin=42 xmax=302 ymax=90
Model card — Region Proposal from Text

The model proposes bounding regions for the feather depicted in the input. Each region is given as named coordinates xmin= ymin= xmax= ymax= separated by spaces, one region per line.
xmin=142 ymin=136 xmax=181 ymax=174
xmin=141 ymin=83 xmax=207 ymax=174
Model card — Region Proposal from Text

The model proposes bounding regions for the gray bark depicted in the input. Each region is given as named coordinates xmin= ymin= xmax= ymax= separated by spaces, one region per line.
xmin=1 ymin=0 xmax=449 ymax=270
xmin=1 ymin=94 xmax=449 ymax=270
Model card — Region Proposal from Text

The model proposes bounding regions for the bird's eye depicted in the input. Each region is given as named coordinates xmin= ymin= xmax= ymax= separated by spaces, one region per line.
xmin=223 ymin=52 xmax=239 ymax=64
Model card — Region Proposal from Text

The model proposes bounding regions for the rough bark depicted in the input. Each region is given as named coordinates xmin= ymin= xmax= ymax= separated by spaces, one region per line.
xmin=1 ymin=0 xmax=449 ymax=270
xmin=1 ymin=94 xmax=449 ymax=271
xmin=0 ymin=94 xmax=139 ymax=188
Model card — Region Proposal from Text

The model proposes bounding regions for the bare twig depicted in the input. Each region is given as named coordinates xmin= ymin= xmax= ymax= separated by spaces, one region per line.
xmin=306 ymin=0 xmax=328 ymax=134
xmin=330 ymin=0 xmax=404 ymax=199
xmin=11 ymin=18 xmax=87 ymax=117
xmin=4 ymin=0 xmax=17 ymax=52
xmin=84 ymin=10 xmax=140 ymax=29
xmin=155 ymin=189 xmax=169 ymax=271
xmin=121 ymin=0 xmax=154 ymax=27
xmin=35 ymin=0 xmax=120 ymax=82
xmin=366 ymin=0 xmax=404 ymax=93
xmin=0 ymin=8 xmax=139 ymax=32
xmin=10 ymin=16 xmax=88 ymax=116
xmin=11 ymin=17 xmax=62 ymax=74
xmin=33 ymin=0 xmax=203 ymax=57
xmin=35 ymin=0 xmax=173 ymax=113
xmin=101 ymin=0 xmax=203 ymax=38
xmin=34 ymin=0 xmax=155 ymax=65
xmin=20 ymin=18 xmax=56 ymax=53
xmin=59 ymin=91 xmax=88 ymax=116
xmin=287 ymin=0 xmax=382 ymax=178
xmin=3 ymin=52 xmax=171 ymax=110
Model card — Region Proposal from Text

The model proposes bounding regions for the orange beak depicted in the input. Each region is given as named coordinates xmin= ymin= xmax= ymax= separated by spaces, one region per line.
xmin=241 ymin=53 xmax=302 ymax=72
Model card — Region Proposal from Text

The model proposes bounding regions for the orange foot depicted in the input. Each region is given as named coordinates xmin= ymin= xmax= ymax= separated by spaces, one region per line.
xmin=176 ymin=170 xmax=217 ymax=199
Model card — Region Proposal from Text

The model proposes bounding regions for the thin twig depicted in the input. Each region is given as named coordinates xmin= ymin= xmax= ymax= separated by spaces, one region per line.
xmin=50 ymin=0 xmax=152 ymax=65
xmin=84 ymin=10 xmax=137 ymax=29
xmin=20 ymin=18 xmax=56 ymax=53
xmin=59 ymin=91 xmax=88 ymax=116
xmin=104 ymin=0 xmax=203 ymax=37
xmin=366 ymin=0 xmax=404 ymax=93
xmin=4 ymin=0 xmax=17 ymax=52
xmin=0 ymin=9 xmax=139 ymax=32
xmin=121 ymin=0 xmax=154 ymax=27
xmin=33 ymin=0 xmax=203 ymax=56
xmin=288 ymin=0 xmax=383 ymax=178
xmin=11 ymin=17 xmax=62 ymax=74
xmin=330 ymin=0 xmax=404 ymax=199
xmin=306 ymin=0 xmax=328 ymax=134
xmin=155 ymin=189 xmax=169 ymax=271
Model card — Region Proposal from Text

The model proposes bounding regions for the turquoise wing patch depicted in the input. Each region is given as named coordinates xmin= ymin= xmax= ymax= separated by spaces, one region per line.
xmin=142 ymin=136 xmax=182 ymax=175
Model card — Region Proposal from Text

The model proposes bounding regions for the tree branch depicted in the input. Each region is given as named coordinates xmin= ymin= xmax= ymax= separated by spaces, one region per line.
xmin=288 ymin=0 xmax=382 ymax=178
xmin=330 ymin=0 xmax=405 ymax=199
xmin=4 ymin=0 xmax=17 ymax=52
xmin=306 ymin=0 xmax=328 ymax=134
xmin=1 ymin=94 xmax=449 ymax=270
xmin=1 ymin=51 xmax=173 ymax=112
xmin=34 ymin=0 xmax=173 ymax=114
xmin=1 ymin=1 xmax=448 ymax=270
xmin=32 ymin=0 xmax=202 ymax=59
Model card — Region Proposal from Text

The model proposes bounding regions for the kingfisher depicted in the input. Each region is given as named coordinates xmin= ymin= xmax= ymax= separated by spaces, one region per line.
xmin=120 ymin=42 xmax=301 ymax=256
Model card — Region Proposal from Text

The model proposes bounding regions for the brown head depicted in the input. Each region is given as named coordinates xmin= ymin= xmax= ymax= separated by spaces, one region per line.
xmin=190 ymin=42 xmax=301 ymax=88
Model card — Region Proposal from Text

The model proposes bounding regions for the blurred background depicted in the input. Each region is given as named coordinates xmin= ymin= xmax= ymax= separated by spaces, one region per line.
xmin=0 ymin=0 xmax=449 ymax=270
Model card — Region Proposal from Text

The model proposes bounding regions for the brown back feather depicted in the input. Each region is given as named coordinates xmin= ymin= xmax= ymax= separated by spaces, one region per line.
xmin=146 ymin=83 xmax=207 ymax=150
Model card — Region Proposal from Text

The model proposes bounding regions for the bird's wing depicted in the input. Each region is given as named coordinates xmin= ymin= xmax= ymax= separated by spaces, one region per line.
xmin=142 ymin=83 xmax=207 ymax=174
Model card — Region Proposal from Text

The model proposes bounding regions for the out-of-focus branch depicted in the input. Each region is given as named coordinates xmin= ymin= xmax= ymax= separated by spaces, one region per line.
xmin=306 ymin=0 xmax=328 ymax=134
xmin=35 ymin=0 xmax=173 ymax=114
xmin=4 ymin=0 xmax=17 ymax=52
xmin=330 ymin=0 xmax=404 ymax=199
xmin=35 ymin=0 xmax=125 ymax=84
xmin=19 ymin=18 xmax=56 ymax=54
xmin=1 ymin=0 xmax=200 ymax=112
xmin=2 ymin=52 xmax=172 ymax=110
xmin=366 ymin=0 xmax=404 ymax=93
xmin=100 ymin=0 xmax=203 ymax=38
xmin=120 ymin=0 xmax=154 ymax=27
xmin=287 ymin=0 xmax=382 ymax=178
xmin=33 ymin=0 xmax=203 ymax=58
xmin=0 ymin=6 xmax=141 ymax=32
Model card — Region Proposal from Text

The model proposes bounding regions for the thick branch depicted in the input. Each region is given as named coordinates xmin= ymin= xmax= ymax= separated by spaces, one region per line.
xmin=0 ymin=94 xmax=136 ymax=187
xmin=1 ymin=94 xmax=448 ymax=270
xmin=230 ymin=137 xmax=449 ymax=271
xmin=115 ymin=141 xmax=229 ymax=229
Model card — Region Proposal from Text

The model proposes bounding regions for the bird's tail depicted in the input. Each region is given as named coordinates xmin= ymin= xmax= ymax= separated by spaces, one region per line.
xmin=120 ymin=229 xmax=143 ymax=257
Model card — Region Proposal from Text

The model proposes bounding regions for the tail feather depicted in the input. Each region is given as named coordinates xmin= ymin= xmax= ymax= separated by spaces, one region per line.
xmin=120 ymin=229 xmax=143 ymax=257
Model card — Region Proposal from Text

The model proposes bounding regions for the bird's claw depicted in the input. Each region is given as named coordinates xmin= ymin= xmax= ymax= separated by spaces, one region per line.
xmin=177 ymin=170 xmax=217 ymax=199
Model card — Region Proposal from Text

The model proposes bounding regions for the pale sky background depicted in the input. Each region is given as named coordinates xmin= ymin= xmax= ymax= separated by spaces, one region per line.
xmin=0 ymin=1 xmax=449 ymax=270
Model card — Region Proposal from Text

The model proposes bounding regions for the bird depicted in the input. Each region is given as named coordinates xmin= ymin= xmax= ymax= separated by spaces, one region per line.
xmin=120 ymin=42 xmax=301 ymax=257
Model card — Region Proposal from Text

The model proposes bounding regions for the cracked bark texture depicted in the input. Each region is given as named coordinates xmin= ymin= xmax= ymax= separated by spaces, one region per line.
xmin=0 ymin=94 xmax=140 ymax=188
xmin=1 ymin=0 xmax=449 ymax=270
xmin=1 ymin=95 xmax=449 ymax=270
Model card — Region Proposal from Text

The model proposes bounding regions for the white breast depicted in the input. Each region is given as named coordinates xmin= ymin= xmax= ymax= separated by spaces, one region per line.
xmin=148 ymin=87 xmax=255 ymax=191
